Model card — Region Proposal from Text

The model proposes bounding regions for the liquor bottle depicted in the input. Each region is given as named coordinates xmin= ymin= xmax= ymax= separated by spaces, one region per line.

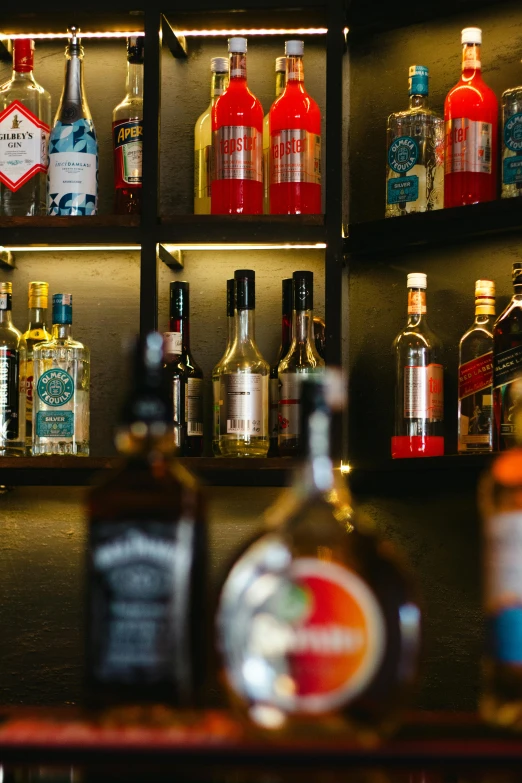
xmin=217 ymin=372 xmax=422 ymax=739
xmin=444 ymin=27 xmax=498 ymax=208
xmin=216 ymin=270 xmax=269 ymax=457
xmin=163 ymin=282 xmax=204 ymax=457
xmin=194 ymin=57 xmax=229 ymax=215
xmin=113 ymin=36 xmax=144 ymax=215
xmin=278 ymin=271 xmax=325 ymax=456
xmin=48 ymin=28 xmax=98 ymax=216
xmin=0 ymin=39 xmax=51 ymax=216
xmin=392 ymin=273 xmax=444 ymax=458
xmin=22 ymin=281 xmax=52 ymax=453
xmin=32 ymin=294 xmax=90 ymax=456
xmin=385 ymin=65 xmax=443 ymax=217
xmin=211 ymin=38 xmax=263 ymax=215
xmin=458 ymin=280 xmax=495 ymax=454
xmin=501 ymin=77 xmax=522 ymax=198
xmin=0 ymin=282 xmax=26 ymax=456
xmin=263 ymin=56 xmax=286 ymax=214
xmin=313 ymin=315 xmax=326 ymax=360
xmin=86 ymin=332 xmax=207 ymax=710
xmin=268 ymin=277 xmax=293 ymax=457
xmin=212 ymin=279 xmax=235 ymax=456
xmin=269 ymin=40 xmax=321 ymax=215
xmin=493 ymin=263 xmax=522 ymax=451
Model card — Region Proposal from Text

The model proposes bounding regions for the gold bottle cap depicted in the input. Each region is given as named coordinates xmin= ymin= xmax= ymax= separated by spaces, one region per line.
xmin=0 ymin=281 xmax=12 ymax=295
xmin=475 ymin=279 xmax=495 ymax=316
xmin=28 ymin=281 xmax=49 ymax=309
xmin=475 ymin=279 xmax=495 ymax=298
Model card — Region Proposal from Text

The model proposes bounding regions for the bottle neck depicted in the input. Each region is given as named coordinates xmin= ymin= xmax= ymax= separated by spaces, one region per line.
xmin=275 ymin=69 xmax=286 ymax=97
xmin=300 ymin=408 xmax=334 ymax=492
xmin=59 ymin=51 xmax=89 ymax=120
xmin=281 ymin=312 xmax=292 ymax=353
xmin=28 ymin=306 xmax=47 ymax=329
xmin=211 ymin=71 xmax=228 ymax=101
xmin=126 ymin=60 xmax=144 ymax=98
xmin=169 ymin=314 xmax=191 ymax=352
xmin=293 ymin=308 xmax=314 ymax=344
xmin=286 ymin=55 xmax=304 ymax=84
xmin=407 ymin=288 xmax=427 ymax=324
xmin=409 ymin=93 xmax=428 ymax=109
xmin=229 ymin=52 xmax=247 ymax=82
xmin=236 ymin=308 xmax=255 ymax=344
xmin=0 ymin=309 xmax=13 ymax=326
xmin=462 ymin=42 xmax=482 ymax=76
xmin=227 ymin=311 xmax=236 ymax=350
xmin=52 ymin=323 xmax=72 ymax=340
xmin=11 ymin=68 xmax=35 ymax=84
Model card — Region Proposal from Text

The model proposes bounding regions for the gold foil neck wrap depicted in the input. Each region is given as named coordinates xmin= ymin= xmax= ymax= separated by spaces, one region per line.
xmin=475 ymin=279 xmax=495 ymax=316
xmin=408 ymin=290 xmax=427 ymax=315
xmin=28 ymin=281 xmax=49 ymax=309
xmin=0 ymin=281 xmax=12 ymax=295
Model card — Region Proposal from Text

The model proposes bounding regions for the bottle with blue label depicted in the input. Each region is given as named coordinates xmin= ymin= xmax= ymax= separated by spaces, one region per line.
xmin=48 ymin=27 xmax=98 ymax=216
xmin=386 ymin=65 xmax=444 ymax=217
xmin=502 ymin=80 xmax=522 ymax=198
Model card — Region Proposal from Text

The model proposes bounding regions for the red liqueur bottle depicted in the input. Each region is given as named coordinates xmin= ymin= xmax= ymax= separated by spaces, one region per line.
xmin=211 ymin=37 xmax=263 ymax=215
xmin=444 ymin=27 xmax=498 ymax=207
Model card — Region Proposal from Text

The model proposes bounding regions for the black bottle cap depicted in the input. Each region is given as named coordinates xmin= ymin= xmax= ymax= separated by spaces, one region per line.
xmin=293 ymin=270 xmax=313 ymax=311
xmin=226 ymin=278 xmax=235 ymax=317
xmin=282 ymin=277 xmax=293 ymax=316
xmin=127 ymin=36 xmax=144 ymax=64
xmin=121 ymin=332 xmax=170 ymax=425
xmin=235 ymin=269 xmax=255 ymax=310
xmin=514 ymin=262 xmax=522 ymax=284
xmin=169 ymin=281 xmax=189 ymax=319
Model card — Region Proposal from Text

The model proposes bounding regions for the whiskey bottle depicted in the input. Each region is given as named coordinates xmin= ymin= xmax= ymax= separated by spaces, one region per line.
xmin=212 ymin=278 xmax=235 ymax=455
xmin=263 ymin=56 xmax=286 ymax=214
xmin=32 ymin=294 xmax=90 ymax=456
xmin=0 ymin=282 xmax=26 ymax=456
xmin=268 ymin=277 xmax=293 ymax=457
xmin=194 ymin=57 xmax=229 ymax=215
xmin=113 ymin=36 xmax=144 ymax=215
xmin=494 ymin=263 xmax=522 ymax=451
xmin=502 ymin=73 xmax=522 ymax=198
xmin=22 ymin=281 xmax=52 ymax=453
xmin=392 ymin=273 xmax=444 ymax=458
xmin=385 ymin=65 xmax=443 ymax=217
xmin=278 ymin=271 xmax=324 ymax=456
xmin=458 ymin=280 xmax=495 ymax=453
xmin=216 ymin=270 xmax=269 ymax=457
xmin=86 ymin=332 xmax=207 ymax=710
xmin=0 ymin=39 xmax=51 ymax=215
xmin=48 ymin=28 xmax=98 ymax=216
xmin=217 ymin=372 xmax=422 ymax=740
xmin=163 ymin=282 xmax=204 ymax=457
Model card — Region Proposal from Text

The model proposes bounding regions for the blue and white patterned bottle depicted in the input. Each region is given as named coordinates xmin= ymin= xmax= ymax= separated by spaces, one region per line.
xmin=48 ymin=27 xmax=98 ymax=216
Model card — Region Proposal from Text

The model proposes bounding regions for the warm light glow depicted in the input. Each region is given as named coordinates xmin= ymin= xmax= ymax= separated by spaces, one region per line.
xmin=163 ymin=243 xmax=326 ymax=251
xmin=0 ymin=32 xmax=144 ymax=41
xmin=175 ymin=28 xmax=328 ymax=37
xmin=340 ymin=462 xmax=351 ymax=475
xmin=3 ymin=245 xmax=141 ymax=251
xmin=343 ymin=27 xmax=349 ymax=36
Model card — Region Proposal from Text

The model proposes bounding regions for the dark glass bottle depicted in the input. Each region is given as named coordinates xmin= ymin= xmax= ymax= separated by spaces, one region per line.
xmin=85 ymin=333 xmax=207 ymax=713
xmin=494 ymin=263 xmax=522 ymax=451
xmin=163 ymin=282 xmax=204 ymax=457
xmin=268 ymin=278 xmax=293 ymax=457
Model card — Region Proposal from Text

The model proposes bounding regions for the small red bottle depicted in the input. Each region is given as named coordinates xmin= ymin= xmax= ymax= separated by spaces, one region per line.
xmin=269 ymin=40 xmax=322 ymax=214
xmin=211 ymin=37 xmax=263 ymax=215
xmin=444 ymin=27 xmax=498 ymax=208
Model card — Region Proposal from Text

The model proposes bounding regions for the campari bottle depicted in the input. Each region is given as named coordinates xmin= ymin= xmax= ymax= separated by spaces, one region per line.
xmin=211 ymin=37 xmax=263 ymax=215
xmin=269 ymin=40 xmax=321 ymax=214
xmin=444 ymin=27 xmax=498 ymax=207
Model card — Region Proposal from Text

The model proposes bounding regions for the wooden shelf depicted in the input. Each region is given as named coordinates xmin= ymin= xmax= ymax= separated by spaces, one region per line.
xmin=158 ymin=215 xmax=326 ymax=246
xmin=0 ymin=216 xmax=142 ymax=251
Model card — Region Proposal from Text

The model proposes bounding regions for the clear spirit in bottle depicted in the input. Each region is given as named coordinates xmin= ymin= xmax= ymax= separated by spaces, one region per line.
xmin=48 ymin=28 xmax=98 ymax=216
xmin=392 ymin=273 xmax=444 ymax=458
xmin=212 ymin=279 xmax=235 ymax=455
xmin=22 ymin=281 xmax=52 ymax=453
xmin=458 ymin=280 xmax=495 ymax=453
xmin=386 ymin=65 xmax=443 ymax=217
xmin=263 ymin=56 xmax=286 ymax=214
xmin=502 ymin=77 xmax=522 ymax=198
xmin=32 ymin=294 xmax=90 ymax=456
xmin=0 ymin=282 xmax=26 ymax=455
xmin=0 ymin=39 xmax=51 ymax=216
xmin=268 ymin=277 xmax=292 ymax=457
xmin=493 ymin=263 xmax=522 ymax=451
xmin=113 ymin=36 xmax=144 ymax=215
xmin=194 ymin=57 xmax=229 ymax=215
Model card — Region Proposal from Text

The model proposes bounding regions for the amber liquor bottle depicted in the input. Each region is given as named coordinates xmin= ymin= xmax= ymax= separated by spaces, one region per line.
xmin=268 ymin=277 xmax=293 ymax=456
xmin=494 ymin=263 xmax=522 ymax=451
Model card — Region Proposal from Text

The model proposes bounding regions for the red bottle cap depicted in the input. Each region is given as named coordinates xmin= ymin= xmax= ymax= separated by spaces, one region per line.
xmin=13 ymin=39 xmax=34 ymax=73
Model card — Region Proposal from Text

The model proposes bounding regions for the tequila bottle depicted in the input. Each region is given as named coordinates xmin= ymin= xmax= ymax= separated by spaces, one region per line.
xmin=22 ymin=281 xmax=52 ymax=453
xmin=212 ymin=278 xmax=235 ymax=455
xmin=386 ymin=65 xmax=443 ymax=217
xmin=502 ymin=78 xmax=522 ymax=198
xmin=194 ymin=57 xmax=229 ymax=215
xmin=113 ymin=36 xmax=144 ymax=215
xmin=0 ymin=282 xmax=26 ymax=456
xmin=263 ymin=56 xmax=286 ymax=214
xmin=32 ymin=294 xmax=90 ymax=456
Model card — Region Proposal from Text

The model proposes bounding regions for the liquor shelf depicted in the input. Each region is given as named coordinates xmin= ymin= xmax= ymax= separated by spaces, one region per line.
xmin=0 ymin=216 xmax=142 ymax=251
xmin=158 ymin=215 xmax=326 ymax=246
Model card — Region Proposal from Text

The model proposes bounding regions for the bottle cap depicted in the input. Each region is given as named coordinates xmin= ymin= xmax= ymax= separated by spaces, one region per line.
xmin=475 ymin=279 xmax=495 ymax=298
xmin=0 ymin=282 xmax=12 ymax=295
xmin=407 ymin=273 xmax=427 ymax=289
xmin=169 ymin=281 xmax=189 ymax=319
xmin=408 ymin=65 xmax=429 ymax=96
xmin=276 ymin=56 xmax=286 ymax=72
xmin=67 ymin=26 xmax=82 ymax=56
xmin=13 ymin=39 xmax=34 ymax=73
xmin=226 ymin=278 xmax=235 ymax=318
xmin=127 ymin=36 xmax=144 ymax=64
xmin=461 ymin=27 xmax=482 ymax=45
xmin=52 ymin=294 xmax=72 ymax=325
xmin=293 ymin=270 xmax=313 ymax=311
xmin=28 ymin=281 xmax=49 ymax=310
xmin=235 ymin=269 xmax=255 ymax=310
xmin=121 ymin=332 xmax=171 ymax=427
xmin=211 ymin=56 xmax=229 ymax=73
xmin=282 ymin=277 xmax=293 ymax=316
xmin=228 ymin=37 xmax=247 ymax=53
xmin=285 ymin=40 xmax=304 ymax=56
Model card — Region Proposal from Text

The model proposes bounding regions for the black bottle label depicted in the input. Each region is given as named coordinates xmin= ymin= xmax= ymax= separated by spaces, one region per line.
xmin=0 ymin=349 xmax=20 ymax=441
xmin=494 ymin=344 xmax=522 ymax=389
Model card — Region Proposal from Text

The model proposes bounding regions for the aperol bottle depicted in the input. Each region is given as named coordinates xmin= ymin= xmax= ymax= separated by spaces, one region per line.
xmin=269 ymin=40 xmax=321 ymax=214
xmin=211 ymin=37 xmax=263 ymax=215
xmin=444 ymin=27 xmax=498 ymax=207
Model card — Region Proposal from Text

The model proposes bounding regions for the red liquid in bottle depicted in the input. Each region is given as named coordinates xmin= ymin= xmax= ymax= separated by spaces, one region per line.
xmin=269 ymin=42 xmax=321 ymax=214
xmin=444 ymin=31 xmax=498 ymax=207
xmin=211 ymin=39 xmax=263 ymax=215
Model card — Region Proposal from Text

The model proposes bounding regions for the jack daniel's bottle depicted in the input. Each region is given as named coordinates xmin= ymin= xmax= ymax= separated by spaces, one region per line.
xmin=494 ymin=263 xmax=522 ymax=450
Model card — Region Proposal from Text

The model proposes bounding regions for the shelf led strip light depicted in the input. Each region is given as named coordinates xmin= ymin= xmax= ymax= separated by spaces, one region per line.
xmin=2 ymin=244 xmax=326 ymax=252
xmin=0 ymin=28 xmax=329 ymax=41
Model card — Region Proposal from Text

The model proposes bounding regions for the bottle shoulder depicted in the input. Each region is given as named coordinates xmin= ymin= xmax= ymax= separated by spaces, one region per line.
xmin=278 ymin=342 xmax=325 ymax=373
xmin=34 ymin=336 xmax=89 ymax=355
xmin=113 ymin=96 xmax=143 ymax=121
xmin=213 ymin=84 xmax=264 ymax=127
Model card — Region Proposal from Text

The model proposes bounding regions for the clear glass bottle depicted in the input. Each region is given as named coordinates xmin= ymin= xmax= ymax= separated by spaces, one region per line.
xmin=386 ymin=65 xmax=444 ymax=217
xmin=0 ymin=282 xmax=26 ymax=456
xmin=194 ymin=57 xmax=229 ymax=215
xmin=22 ymin=281 xmax=52 ymax=453
xmin=502 ymin=76 xmax=522 ymax=198
xmin=392 ymin=273 xmax=444 ymax=458
xmin=216 ymin=270 xmax=269 ymax=457
xmin=212 ymin=278 xmax=235 ymax=456
xmin=113 ymin=36 xmax=144 ymax=215
xmin=458 ymin=280 xmax=495 ymax=453
xmin=268 ymin=277 xmax=293 ymax=457
xmin=278 ymin=271 xmax=325 ymax=457
xmin=493 ymin=263 xmax=522 ymax=451
xmin=32 ymin=294 xmax=90 ymax=456
xmin=86 ymin=332 xmax=207 ymax=712
xmin=263 ymin=56 xmax=286 ymax=214
xmin=0 ymin=38 xmax=51 ymax=216
xmin=48 ymin=27 xmax=98 ymax=216
xmin=163 ymin=281 xmax=204 ymax=457
xmin=217 ymin=372 xmax=422 ymax=741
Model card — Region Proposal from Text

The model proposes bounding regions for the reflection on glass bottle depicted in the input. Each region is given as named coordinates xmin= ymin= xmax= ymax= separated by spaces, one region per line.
xmin=212 ymin=279 xmax=235 ymax=455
